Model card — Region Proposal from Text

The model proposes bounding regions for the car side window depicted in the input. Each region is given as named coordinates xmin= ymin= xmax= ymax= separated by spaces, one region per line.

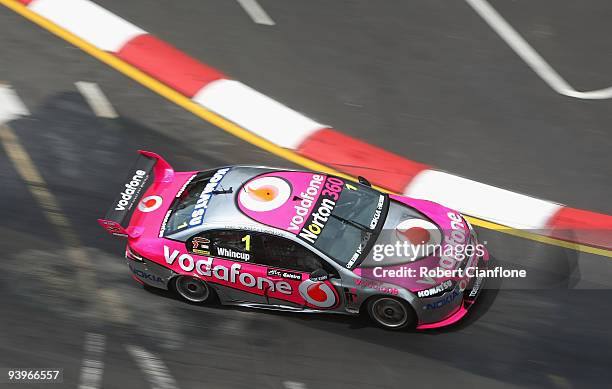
xmin=187 ymin=230 xmax=259 ymax=262
xmin=257 ymin=234 xmax=330 ymax=273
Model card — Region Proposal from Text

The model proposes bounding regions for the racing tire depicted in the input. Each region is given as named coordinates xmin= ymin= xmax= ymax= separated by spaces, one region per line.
xmin=173 ymin=276 xmax=213 ymax=304
xmin=366 ymin=296 xmax=416 ymax=330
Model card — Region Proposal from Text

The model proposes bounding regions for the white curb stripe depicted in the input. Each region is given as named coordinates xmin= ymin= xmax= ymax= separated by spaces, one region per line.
xmin=30 ymin=0 xmax=146 ymax=52
xmin=193 ymin=79 xmax=325 ymax=149
xmin=0 ymin=84 xmax=30 ymax=125
xmin=404 ymin=170 xmax=562 ymax=229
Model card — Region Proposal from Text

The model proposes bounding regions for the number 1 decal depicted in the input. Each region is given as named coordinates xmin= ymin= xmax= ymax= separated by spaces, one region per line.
xmin=242 ymin=234 xmax=251 ymax=251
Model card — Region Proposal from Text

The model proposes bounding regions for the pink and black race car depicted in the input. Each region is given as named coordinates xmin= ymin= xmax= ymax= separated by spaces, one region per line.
xmin=99 ymin=151 xmax=490 ymax=330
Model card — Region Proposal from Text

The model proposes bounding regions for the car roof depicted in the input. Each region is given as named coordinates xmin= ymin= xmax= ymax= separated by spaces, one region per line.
xmin=166 ymin=166 xmax=305 ymax=241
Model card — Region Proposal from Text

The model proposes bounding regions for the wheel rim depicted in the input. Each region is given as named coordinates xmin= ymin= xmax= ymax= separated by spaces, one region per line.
xmin=175 ymin=276 xmax=210 ymax=302
xmin=371 ymin=298 xmax=409 ymax=328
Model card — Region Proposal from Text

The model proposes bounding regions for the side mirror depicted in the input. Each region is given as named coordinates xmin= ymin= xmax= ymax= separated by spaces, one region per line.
xmin=309 ymin=268 xmax=329 ymax=282
xmin=358 ymin=176 xmax=371 ymax=187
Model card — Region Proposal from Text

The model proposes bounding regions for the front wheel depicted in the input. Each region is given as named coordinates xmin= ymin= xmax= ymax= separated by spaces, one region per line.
xmin=174 ymin=276 xmax=213 ymax=303
xmin=367 ymin=296 xmax=416 ymax=330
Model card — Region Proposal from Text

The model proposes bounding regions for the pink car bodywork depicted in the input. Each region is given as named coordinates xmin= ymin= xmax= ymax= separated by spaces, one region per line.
xmin=100 ymin=151 xmax=490 ymax=330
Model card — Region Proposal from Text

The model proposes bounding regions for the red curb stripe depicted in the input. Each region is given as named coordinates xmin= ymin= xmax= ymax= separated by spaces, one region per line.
xmin=547 ymin=207 xmax=612 ymax=249
xmin=18 ymin=0 xmax=32 ymax=5
xmin=116 ymin=34 xmax=226 ymax=98
xmin=296 ymin=128 xmax=430 ymax=193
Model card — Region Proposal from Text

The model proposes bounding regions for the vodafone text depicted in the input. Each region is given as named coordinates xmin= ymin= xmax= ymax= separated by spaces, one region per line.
xmin=296 ymin=177 xmax=344 ymax=244
xmin=164 ymin=246 xmax=291 ymax=294
xmin=115 ymin=170 xmax=147 ymax=211
xmin=288 ymin=174 xmax=324 ymax=231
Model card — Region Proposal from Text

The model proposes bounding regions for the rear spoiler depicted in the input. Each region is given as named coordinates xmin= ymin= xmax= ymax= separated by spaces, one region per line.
xmin=97 ymin=150 xmax=174 ymax=238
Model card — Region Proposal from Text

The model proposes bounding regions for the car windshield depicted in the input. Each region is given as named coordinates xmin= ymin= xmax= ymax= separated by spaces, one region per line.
xmin=312 ymin=181 xmax=388 ymax=268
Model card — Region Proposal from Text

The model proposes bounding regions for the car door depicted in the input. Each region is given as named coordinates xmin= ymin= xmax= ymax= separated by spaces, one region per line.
xmin=186 ymin=229 xmax=270 ymax=304
xmin=254 ymin=233 xmax=342 ymax=310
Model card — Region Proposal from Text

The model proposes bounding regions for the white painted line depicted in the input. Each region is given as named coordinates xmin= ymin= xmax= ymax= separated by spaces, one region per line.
xmin=78 ymin=333 xmax=106 ymax=389
xmin=126 ymin=345 xmax=179 ymax=389
xmin=284 ymin=381 xmax=307 ymax=389
xmin=76 ymin=81 xmax=118 ymax=118
xmin=236 ymin=0 xmax=275 ymax=25
xmin=0 ymin=84 xmax=30 ymax=125
xmin=466 ymin=0 xmax=612 ymax=99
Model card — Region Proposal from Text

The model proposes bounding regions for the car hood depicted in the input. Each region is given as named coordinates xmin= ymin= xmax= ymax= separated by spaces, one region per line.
xmin=354 ymin=194 xmax=473 ymax=291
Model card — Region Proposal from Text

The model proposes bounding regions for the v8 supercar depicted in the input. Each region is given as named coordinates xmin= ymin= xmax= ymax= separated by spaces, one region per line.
xmin=99 ymin=151 xmax=490 ymax=330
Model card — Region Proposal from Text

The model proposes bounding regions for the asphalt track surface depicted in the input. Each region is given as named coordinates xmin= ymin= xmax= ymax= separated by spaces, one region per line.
xmin=1 ymin=1 xmax=612 ymax=388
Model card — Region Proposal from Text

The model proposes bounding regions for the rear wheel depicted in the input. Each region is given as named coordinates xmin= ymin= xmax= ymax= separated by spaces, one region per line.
xmin=174 ymin=276 xmax=212 ymax=303
xmin=367 ymin=296 xmax=416 ymax=330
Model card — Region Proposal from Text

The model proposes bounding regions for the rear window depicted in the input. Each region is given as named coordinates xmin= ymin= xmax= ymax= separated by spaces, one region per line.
xmin=162 ymin=168 xmax=231 ymax=236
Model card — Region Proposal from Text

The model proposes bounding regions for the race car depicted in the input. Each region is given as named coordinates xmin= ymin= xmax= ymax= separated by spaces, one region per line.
xmin=99 ymin=150 xmax=490 ymax=330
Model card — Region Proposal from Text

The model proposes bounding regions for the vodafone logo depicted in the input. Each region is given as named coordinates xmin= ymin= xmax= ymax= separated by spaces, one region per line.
xmin=239 ymin=176 xmax=291 ymax=212
xmin=138 ymin=195 xmax=163 ymax=213
xmin=395 ymin=219 xmax=441 ymax=247
xmin=298 ymin=279 xmax=336 ymax=308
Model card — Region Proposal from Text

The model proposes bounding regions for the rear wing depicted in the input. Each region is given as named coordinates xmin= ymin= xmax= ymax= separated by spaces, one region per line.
xmin=97 ymin=150 xmax=174 ymax=238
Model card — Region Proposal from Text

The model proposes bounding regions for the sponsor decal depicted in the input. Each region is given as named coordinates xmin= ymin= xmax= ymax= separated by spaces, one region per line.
xmin=298 ymin=279 xmax=336 ymax=308
xmin=188 ymin=168 xmax=230 ymax=227
xmin=433 ymin=211 xmax=470 ymax=274
xmin=354 ymin=279 xmax=399 ymax=295
xmin=239 ymin=176 xmax=291 ymax=212
xmin=115 ymin=169 xmax=147 ymax=211
xmin=416 ymin=280 xmax=453 ymax=298
xmin=158 ymin=209 xmax=172 ymax=237
xmin=287 ymin=174 xmax=325 ymax=232
xmin=446 ymin=211 xmax=468 ymax=245
xmin=416 ymin=212 xmax=470 ymax=286
xmin=99 ymin=219 xmax=127 ymax=237
xmin=176 ymin=174 xmax=196 ymax=198
xmin=222 ymin=224 xmax=284 ymax=236
xmin=129 ymin=263 xmax=163 ymax=284
xmin=296 ymin=177 xmax=344 ymax=244
xmin=395 ymin=218 xmax=441 ymax=247
xmin=138 ymin=195 xmax=163 ymax=213
xmin=267 ymin=268 xmax=302 ymax=281
xmin=369 ymin=194 xmax=385 ymax=229
xmin=216 ymin=247 xmax=250 ymax=261
xmin=164 ymin=246 xmax=292 ymax=294
xmin=468 ymin=276 xmax=484 ymax=297
xmin=423 ymin=289 xmax=460 ymax=310
xmin=346 ymin=231 xmax=373 ymax=268
xmin=191 ymin=237 xmax=210 ymax=255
